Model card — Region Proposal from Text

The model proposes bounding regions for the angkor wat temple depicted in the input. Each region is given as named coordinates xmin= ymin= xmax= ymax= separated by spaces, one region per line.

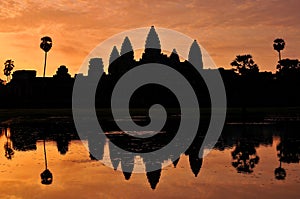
xmin=1 ymin=26 xmax=300 ymax=109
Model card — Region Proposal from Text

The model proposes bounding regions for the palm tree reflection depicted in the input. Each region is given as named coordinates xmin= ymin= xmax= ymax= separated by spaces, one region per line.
xmin=40 ymin=134 xmax=53 ymax=185
xmin=274 ymin=156 xmax=286 ymax=180
xmin=276 ymin=138 xmax=300 ymax=164
xmin=3 ymin=128 xmax=14 ymax=160
xmin=275 ymin=134 xmax=300 ymax=180
xmin=231 ymin=139 xmax=259 ymax=173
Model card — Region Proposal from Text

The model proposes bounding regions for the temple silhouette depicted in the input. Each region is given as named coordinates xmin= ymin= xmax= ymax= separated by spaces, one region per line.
xmin=1 ymin=26 xmax=300 ymax=109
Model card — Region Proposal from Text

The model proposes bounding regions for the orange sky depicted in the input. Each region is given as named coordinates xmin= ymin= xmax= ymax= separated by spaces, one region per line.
xmin=0 ymin=0 xmax=299 ymax=79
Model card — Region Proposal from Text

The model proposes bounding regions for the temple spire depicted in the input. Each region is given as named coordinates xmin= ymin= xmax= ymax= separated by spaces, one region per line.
xmin=188 ymin=40 xmax=203 ymax=69
xmin=170 ymin=48 xmax=180 ymax=62
xmin=88 ymin=58 xmax=104 ymax=77
xmin=189 ymin=155 xmax=203 ymax=177
xmin=145 ymin=26 xmax=161 ymax=53
xmin=120 ymin=36 xmax=133 ymax=56
xmin=109 ymin=46 xmax=120 ymax=65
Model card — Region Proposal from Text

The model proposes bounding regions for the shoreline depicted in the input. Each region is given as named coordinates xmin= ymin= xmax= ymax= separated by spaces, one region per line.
xmin=1 ymin=107 xmax=300 ymax=125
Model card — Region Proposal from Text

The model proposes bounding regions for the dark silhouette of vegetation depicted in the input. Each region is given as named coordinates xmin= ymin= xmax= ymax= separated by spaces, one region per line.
xmin=4 ymin=59 xmax=14 ymax=82
xmin=276 ymin=137 xmax=300 ymax=164
xmin=53 ymin=65 xmax=71 ymax=79
xmin=276 ymin=58 xmax=300 ymax=78
xmin=40 ymin=36 xmax=52 ymax=77
xmin=274 ymin=128 xmax=300 ymax=180
xmin=230 ymin=54 xmax=259 ymax=76
xmin=4 ymin=128 xmax=14 ymax=160
xmin=231 ymin=135 xmax=260 ymax=174
xmin=231 ymin=146 xmax=259 ymax=173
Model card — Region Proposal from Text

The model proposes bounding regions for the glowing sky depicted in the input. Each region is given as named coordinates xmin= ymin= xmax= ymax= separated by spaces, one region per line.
xmin=0 ymin=0 xmax=299 ymax=79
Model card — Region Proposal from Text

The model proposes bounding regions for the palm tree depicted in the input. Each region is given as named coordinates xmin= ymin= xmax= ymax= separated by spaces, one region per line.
xmin=274 ymin=160 xmax=286 ymax=180
xmin=39 ymin=37 xmax=53 ymax=184
xmin=40 ymin=36 xmax=52 ymax=77
xmin=4 ymin=128 xmax=14 ymax=160
xmin=40 ymin=134 xmax=53 ymax=185
xmin=3 ymin=59 xmax=14 ymax=82
xmin=273 ymin=38 xmax=285 ymax=62
xmin=275 ymin=142 xmax=286 ymax=180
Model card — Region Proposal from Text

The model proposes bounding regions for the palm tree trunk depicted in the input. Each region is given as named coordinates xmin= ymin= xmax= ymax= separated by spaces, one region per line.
xmin=43 ymin=138 xmax=48 ymax=169
xmin=278 ymin=51 xmax=281 ymax=62
xmin=42 ymin=51 xmax=48 ymax=170
xmin=279 ymin=160 xmax=282 ymax=168
xmin=43 ymin=52 xmax=47 ymax=78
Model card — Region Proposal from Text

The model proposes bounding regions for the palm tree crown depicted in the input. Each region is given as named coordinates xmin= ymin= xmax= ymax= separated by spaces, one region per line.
xmin=273 ymin=38 xmax=285 ymax=52
xmin=4 ymin=59 xmax=14 ymax=81
xmin=273 ymin=38 xmax=285 ymax=62
xmin=40 ymin=36 xmax=52 ymax=52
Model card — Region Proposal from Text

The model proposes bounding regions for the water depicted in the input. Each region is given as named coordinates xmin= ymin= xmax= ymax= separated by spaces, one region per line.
xmin=0 ymin=119 xmax=300 ymax=199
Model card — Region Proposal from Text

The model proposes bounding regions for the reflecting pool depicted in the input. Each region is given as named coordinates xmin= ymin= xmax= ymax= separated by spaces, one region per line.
xmin=0 ymin=118 xmax=299 ymax=199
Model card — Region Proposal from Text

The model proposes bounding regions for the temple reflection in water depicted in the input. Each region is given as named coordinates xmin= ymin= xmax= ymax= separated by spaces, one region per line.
xmin=1 ymin=120 xmax=300 ymax=190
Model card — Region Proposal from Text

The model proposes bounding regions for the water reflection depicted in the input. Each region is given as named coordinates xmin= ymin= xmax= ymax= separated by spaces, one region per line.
xmin=3 ymin=128 xmax=14 ymax=160
xmin=274 ymin=127 xmax=300 ymax=180
xmin=185 ymin=133 xmax=204 ymax=177
xmin=40 ymin=132 xmax=53 ymax=185
xmin=231 ymin=138 xmax=260 ymax=174
xmin=0 ymin=120 xmax=300 ymax=191
xmin=275 ymin=155 xmax=286 ymax=180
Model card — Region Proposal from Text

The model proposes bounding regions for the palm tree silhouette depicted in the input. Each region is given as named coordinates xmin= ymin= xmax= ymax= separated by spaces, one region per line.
xmin=3 ymin=128 xmax=14 ymax=160
xmin=39 ymin=37 xmax=53 ymax=183
xmin=40 ymin=135 xmax=53 ymax=185
xmin=275 ymin=143 xmax=286 ymax=180
xmin=274 ymin=160 xmax=286 ymax=180
xmin=273 ymin=38 xmax=285 ymax=62
xmin=40 ymin=36 xmax=52 ymax=77
xmin=3 ymin=59 xmax=14 ymax=82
